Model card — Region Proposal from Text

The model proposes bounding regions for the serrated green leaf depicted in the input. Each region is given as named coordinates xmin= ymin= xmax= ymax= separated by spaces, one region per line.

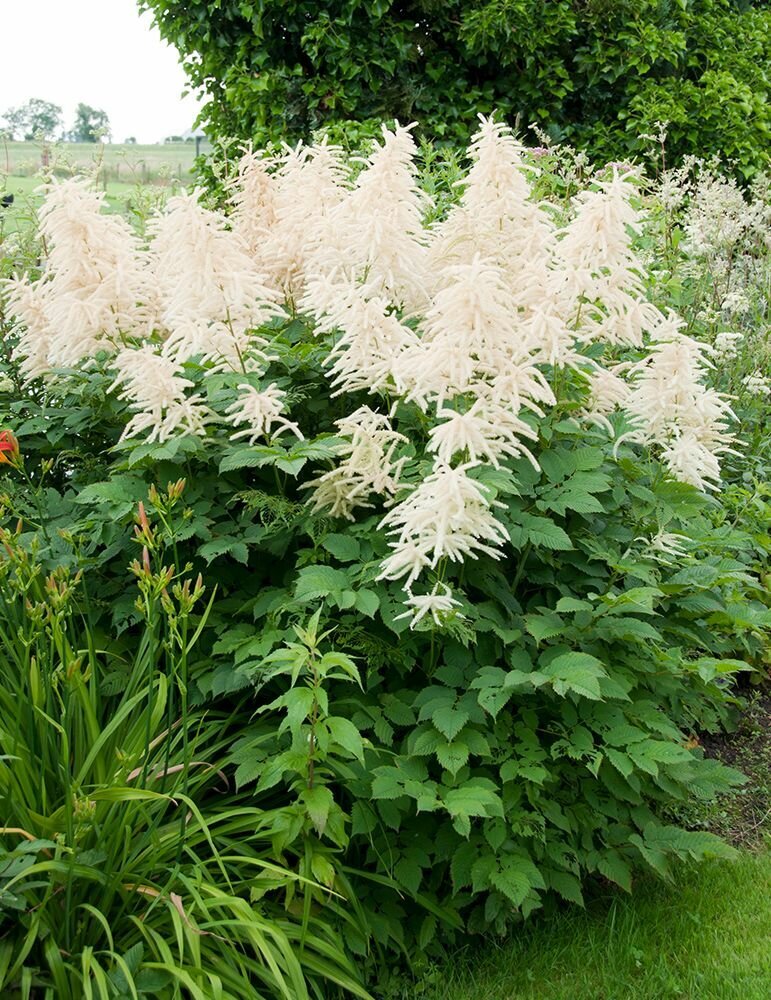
xmin=598 ymin=852 xmax=632 ymax=892
xmin=294 ymin=565 xmax=350 ymax=601
xmin=327 ymin=716 xmax=364 ymax=760
xmin=525 ymin=611 xmax=565 ymax=643
xmin=321 ymin=533 xmax=361 ymax=562
xmin=301 ymin=785 xmax=334 ymax=835
xmin=541 ymin=651 xmax=608 ymax=700
xmin=432 ymin=704 xmax=469 ymax=741
xmin=436 ymin=739 xmax=470 ymax=775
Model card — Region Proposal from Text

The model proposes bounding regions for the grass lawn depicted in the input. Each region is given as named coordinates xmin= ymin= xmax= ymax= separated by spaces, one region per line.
xmin=0 ymin=140 xmax=206 ymax=235
xmin=0 ymin=139 xmax=204 ymax=179
xmin=415 ymin=850 xmax=770 ymax=1000
xmin=413 ymin=691 xmax=771 ymax=1000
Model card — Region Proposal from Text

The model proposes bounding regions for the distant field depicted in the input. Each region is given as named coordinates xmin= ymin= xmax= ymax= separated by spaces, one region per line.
xmin=0 ymin=140 xmax=207 ymax=185
xmin=0 ymin=141 xmax=210 ymax=234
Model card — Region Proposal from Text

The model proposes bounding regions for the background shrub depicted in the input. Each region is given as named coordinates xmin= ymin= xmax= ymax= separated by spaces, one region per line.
xmin=140 ymin=0 xmax=771 ymax=176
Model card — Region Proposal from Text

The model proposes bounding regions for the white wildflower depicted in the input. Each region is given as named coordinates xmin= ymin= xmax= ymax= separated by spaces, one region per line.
xmin=301 ymin=273 xmax=419 ymax=395
xmin=742 ymin=371 xmax=770 ymax=397
xmin=582 ymin=363 xmax=631 ymax=433
xmin=109 ymin=344 xmax=210 ymax=443
xmin=149 ymin=189 xmax=283 ymax=372
xmin=622 ymin=317 xmax=736 ymax=485
xmin=428 ymin=398 xmax=537 ymax=469
xmin=712 ymin=331 xmax=743 ymax=361
xmin=661 ymin=432 xmax=723 ymax=492
xmin=311 ymin=123 xmax=430 ymax=309
xmin=6 ymin=178 xmax=154 ymax=377
xmin=260 ymin=140 xmax=350 ymax=296
xmin=643 ymin=529 xmax=690 ymax=561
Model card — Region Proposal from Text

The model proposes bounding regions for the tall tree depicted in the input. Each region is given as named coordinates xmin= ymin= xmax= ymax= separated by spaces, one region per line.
xmin=1 ymin=98 xmax=63 ymax=141
xmin=71 ymin=104 xmax=112 ymax=143
xmin=139 ymin=0 xmax=771 ymax=177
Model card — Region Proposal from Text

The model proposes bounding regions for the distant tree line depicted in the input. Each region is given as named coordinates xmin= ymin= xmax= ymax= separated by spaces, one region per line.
xmin=1 ymin=99 xmax=112 ymax=143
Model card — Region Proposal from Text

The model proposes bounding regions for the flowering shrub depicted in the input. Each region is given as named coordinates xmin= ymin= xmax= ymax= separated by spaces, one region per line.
xmin=1 ymin=120 xmax=768 ymax=980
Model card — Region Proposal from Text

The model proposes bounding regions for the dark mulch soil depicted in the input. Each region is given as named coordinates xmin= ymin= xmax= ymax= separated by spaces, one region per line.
xmin=695 ymin=689 xmax=771 ymax=847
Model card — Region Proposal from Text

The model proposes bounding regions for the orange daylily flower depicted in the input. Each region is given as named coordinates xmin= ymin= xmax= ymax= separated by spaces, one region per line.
xmin=0 ymin=431 xmax=21 ymax=468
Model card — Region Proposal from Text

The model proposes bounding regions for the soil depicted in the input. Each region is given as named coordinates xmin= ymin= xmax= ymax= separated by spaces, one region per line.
xmin=697 ymin=689 xmax=771 ymax=847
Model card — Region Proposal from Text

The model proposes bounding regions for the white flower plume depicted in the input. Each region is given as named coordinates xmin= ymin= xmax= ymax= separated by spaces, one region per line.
xmin=109 ymin=345 xmax=210 ymax=444
xmin=394 ymin=582 xmax=465 ymax=628
xmin=378 ymin=463 xmax=509 ymax=587
xmin=226 ymin=383 xmax=303 ymax=444
xmin=304 ymin=407 xmax=407 ymax=520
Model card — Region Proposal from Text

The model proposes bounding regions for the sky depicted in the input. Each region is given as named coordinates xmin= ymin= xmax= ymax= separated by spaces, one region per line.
xmin=0 ymin=0 xmax=206 ymax=143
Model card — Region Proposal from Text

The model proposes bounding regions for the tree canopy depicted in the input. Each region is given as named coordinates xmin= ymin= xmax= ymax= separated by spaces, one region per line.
xmin=1 ymin=98 xmax=63 ymax=141
xmin=71 ymin=104 xmax=111 ymax=143
xmin=141 ymin=0 xmax=770 ymax=175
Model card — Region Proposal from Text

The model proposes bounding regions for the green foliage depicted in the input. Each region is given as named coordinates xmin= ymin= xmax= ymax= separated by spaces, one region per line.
xmin=1 ymin=331 xmax=763 ymax=965
xmin=0 ymin=517 xmax=370 ymax=998
xmin=140 ymin=0 xmax=771 ymax=176
xmin=414 ymin=853 xmax=771 ymax=1000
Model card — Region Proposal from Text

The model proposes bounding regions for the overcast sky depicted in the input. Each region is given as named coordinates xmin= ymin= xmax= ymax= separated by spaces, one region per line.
xmin=0 ymin=0 xmax=205 ymax=143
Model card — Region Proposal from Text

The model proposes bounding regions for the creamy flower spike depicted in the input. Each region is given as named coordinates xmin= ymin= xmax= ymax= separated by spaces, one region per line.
xmin=394 ymin=582 xmax=464 ymax=628
xmin=259 ymin=140 xmax=349 ymax=297
xmin=301 ymin=273 xmax=419 ymax=396
xmin=5 ymin=119 xmax=740 ymax=572
xmin=150 ymin=189 xmax=283 ymax=371
xmin=305 ymin=407 xmax=407 ymax=520
xmin=622 ymin=317 xmax=736 ymax=489
xmin=226 ymin=383 xmax=303 ymax=444
xmin=7 ymin=178 xmax=154 ymax=377
xmin=428 ymin=399 xmax=538 ymax=469
xmin=378 ymin=463 xmax=509 ymax=587
xmin=227 ymin=147 xmax=277 ymax=258
xmin=310 ymin=123 xmax=430 ymax=310
xmin=109 ymin=345 xmax=210 ymax=444
xmin=582 ymin=363 xmax=632 ymax=433
xmin=428 ymin=116 xmax=554 ymax=289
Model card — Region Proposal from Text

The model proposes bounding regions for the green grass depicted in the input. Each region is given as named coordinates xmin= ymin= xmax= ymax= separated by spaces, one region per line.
xmin=414 ymin=851 xmax=771 ymax=1000
xmin=0 ymin=139 xmax=205 ymax=179
xmin=0 ymin=141 xmax=204 ymax=236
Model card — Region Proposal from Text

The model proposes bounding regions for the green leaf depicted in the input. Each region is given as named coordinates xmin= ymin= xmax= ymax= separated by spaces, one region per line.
xmin=301 ymin=786 xmax=335 ymax=835
xmin=489 ymin=866 xmax=530 ymax=906
xmin=219 ymin=445 xmax=284 ymax=472
xmin=443 ymin=781 xmax=504 ymax=837
xmin=525 ymin=612 xmax=565 ymax=643
xmin=326 ymin=716 xmax=365 ymax=760
xmin=517 ymin=514 xmax=573 ymax=550
xmin=198 ymin=537 xmax=249 ymax=564
xmin=548 ymin=870 xmax=584 ymax=905
xmin=321 ymin=533 xmax=361 ymax=562
xmin=436 ymin=739 xmax=470 ymax=775
xmin=431 ymin=704 xmax=469 ymax=741
xmin=395 ymin=855 xmax=423 ymax=895
xmin=541 ymin=651 xmax=608 ymax=700
xmin=451 ymin=841 xmax=477 ymax=891
xmin=598 ymin=852 xmax=632 ymax=892
xmin=354 ymin=589 xmax=380 ymax=617
xmin=556 ymin=596 xmax=594 ymax=613
xmin=294 ymin=565 xmax=350 ymax=601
